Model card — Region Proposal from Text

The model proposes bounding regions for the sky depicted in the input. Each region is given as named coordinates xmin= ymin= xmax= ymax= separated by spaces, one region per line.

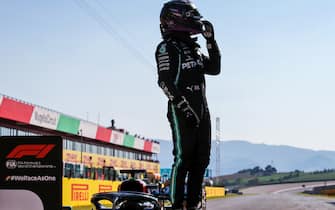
xmin=1 ymin=0 xmax=335 ymax=151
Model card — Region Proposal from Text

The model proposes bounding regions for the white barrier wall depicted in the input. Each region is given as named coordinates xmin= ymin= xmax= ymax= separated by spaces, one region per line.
xmin=152 ymin=143 xmax=160 ymax=154
xmin=110 ymin=130 xmax=124 ymax=145
xmin=134 ymin=138 xmax=145 ymax=150
xmin=79 ymin=121 xmax=98 ymax=139
xmin=30 ymin=106 xmax=60 ymax=130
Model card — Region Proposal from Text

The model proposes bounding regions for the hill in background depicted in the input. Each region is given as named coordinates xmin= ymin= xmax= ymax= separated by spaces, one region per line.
xmin=157 ymin=140 xmax=335 ymax=176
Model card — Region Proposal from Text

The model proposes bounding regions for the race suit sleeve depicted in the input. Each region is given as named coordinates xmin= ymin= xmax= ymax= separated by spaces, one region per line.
xmin=202 ymin=40 xmax=221 ymax=75
xmin=155 ymin=41 xmax=184 ymax=104
xmin=155 ymin=41 xmax=201 ymax=126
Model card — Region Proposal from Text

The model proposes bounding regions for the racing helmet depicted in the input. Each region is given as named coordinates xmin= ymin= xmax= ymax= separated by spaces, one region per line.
xmin=160 ymin=0 xmax=203 ymax=36
xmin=118 ymin=179 xmax=147 ymax=193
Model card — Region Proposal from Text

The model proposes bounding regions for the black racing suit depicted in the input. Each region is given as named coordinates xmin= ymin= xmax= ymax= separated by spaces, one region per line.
xmin=155 ymin=33 xmax=221 ymax=209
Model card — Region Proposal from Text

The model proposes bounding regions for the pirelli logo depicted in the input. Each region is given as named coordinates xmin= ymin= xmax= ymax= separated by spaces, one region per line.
xmin=99 ymin=185 xmax=113 ymax=193
xmin=71 ymin=184 xmax=89 ymax=201
xmin=6 ymin=144 xmax=55 ymax=159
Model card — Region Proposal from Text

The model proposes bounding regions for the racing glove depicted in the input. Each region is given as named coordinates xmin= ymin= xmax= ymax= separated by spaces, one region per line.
xmin=202 ymin=20 xmax=219 ymax=51
xmin=202 ymin=20 xmax=215 ymax=41
xmin=201 ymin=20 xmax=221 ymax=75
xmin=176 ymin=96 xmax=200 ymax=128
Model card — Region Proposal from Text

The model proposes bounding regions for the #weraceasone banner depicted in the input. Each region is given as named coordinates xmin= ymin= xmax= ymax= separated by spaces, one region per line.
xmin=0 ymin=136 xmax=62 ymax=210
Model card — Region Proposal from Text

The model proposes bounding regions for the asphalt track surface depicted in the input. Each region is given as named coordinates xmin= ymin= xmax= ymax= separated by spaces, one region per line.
xmin=207 ymin=181 xmax=335 ymax=210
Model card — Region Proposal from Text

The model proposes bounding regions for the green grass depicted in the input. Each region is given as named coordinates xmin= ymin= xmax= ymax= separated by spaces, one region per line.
xmin=257 ymin=173 xmax=290 ymax=182
xmin=222 ymin=171 xmax=335 ymax=187
xmin=284 ymin=171 xmax=335 ymax=182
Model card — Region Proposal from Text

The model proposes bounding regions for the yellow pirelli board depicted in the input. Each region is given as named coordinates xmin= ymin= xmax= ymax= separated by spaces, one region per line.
xmin=205 ymin=186 xmax=226 ymax=198
xmin=63 ymin=178 xmax=121 ymax=207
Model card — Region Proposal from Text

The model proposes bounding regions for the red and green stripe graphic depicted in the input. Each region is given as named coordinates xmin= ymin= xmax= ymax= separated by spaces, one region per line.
xmin=96 ymin=126 xmax=112 ymax=143
xmin=123 ymin=134 xmax=135 ymax=148
xmin=0 ymin=94 xmax=160 ymax=153
xmin=0 ymin=97 xmax=34 ymax=124
xmin=56 ymin=114 xmax=80 ymax=135
xmin=144 ymin=141 xmax=153 ymax=152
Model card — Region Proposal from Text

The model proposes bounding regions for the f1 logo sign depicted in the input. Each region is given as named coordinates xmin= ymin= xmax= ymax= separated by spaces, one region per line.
xmin=7 ymin=144 xmax=55 ymax=159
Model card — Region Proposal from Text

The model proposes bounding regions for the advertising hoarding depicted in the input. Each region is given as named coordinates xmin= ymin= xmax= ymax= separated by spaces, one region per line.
xmin=0 ymin=136 xmax=62 ymax=210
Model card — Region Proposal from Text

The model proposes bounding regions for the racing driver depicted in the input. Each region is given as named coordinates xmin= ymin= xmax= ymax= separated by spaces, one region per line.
xmin=155 ymin=0 xmax=221 ymax=209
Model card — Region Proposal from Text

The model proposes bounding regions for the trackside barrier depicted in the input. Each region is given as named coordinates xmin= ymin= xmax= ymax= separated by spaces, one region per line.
xmin=205 ymin=186 xmax=226 ymax=198
xmin=313 ymin=185 xmax=335 ymax=195
xmin=63 ymin=179 xmax=225 ymax=207
xmin=62 ymin=178 xmax=121 ymax=207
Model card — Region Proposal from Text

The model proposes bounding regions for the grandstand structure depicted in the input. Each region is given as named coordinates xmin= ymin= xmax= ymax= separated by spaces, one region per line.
xmin=0 ymin=93 xmax=160 ymax=177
